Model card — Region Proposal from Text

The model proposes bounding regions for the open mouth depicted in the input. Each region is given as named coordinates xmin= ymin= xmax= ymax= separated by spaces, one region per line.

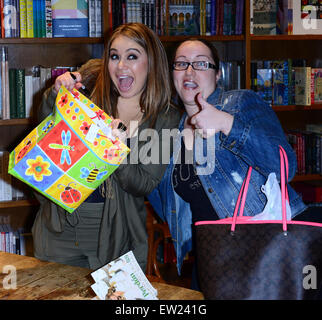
xmin=118 ymin=75 xmax=134 ymax=92
xmin=183 ymin=80 xmax=198 ymax=89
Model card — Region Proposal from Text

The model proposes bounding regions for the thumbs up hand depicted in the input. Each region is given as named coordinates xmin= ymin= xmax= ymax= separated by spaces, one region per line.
xmin=190 ymin=93 xmax=234 ymax=138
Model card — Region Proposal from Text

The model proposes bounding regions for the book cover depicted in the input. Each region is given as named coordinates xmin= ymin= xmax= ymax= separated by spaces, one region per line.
xmin=294 ymin=66 xmax=311 ymax=105
xmin=91 ymin=250 xmax=158 ymax=300
xmin=311 ymin=68 xmax=322 ymax=104
xmin=251 ymin=0 xmax=277 ymax=35
xmin=293 ymin=0 xmax=322 ymax=35
xmin=52 ymin=0 xmax=89 ymax=37
xmin=257 ymin=68 xmax=273 ymax=106
xmin=168 ymin=0 xmax=200 ymax=36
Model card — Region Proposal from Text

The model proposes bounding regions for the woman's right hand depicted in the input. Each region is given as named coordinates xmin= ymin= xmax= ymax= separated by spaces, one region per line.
xmin=54 ymin=71 xmax=83 ymax=93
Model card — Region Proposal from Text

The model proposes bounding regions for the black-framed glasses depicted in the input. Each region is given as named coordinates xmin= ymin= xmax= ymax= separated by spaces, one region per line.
xmin=173 ymin=61 xmax=216 ymax=71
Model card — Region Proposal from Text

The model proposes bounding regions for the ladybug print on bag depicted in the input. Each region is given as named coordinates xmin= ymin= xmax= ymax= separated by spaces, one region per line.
xmin=57 ymin=182 xmax=82 ymax=204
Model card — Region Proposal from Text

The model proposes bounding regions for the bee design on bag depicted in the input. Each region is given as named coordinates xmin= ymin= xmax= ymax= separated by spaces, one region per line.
xmin=80 ymin=163 xmax=108 ymax=183
xmin=42 ymin=120 xmax=54 ymax=134
xmin=57 ymin=182 xmax=81 ymax=204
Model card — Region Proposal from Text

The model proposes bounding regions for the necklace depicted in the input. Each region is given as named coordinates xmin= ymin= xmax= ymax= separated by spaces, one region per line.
xmin=118 ymin=107 xmax=144 ymax=138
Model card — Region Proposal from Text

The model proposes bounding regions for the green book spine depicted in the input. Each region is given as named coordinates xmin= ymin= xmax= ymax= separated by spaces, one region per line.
xmin=16 ymin=69 xmax=26 ymax=118
xmin=9 ymin=69 xmax=17 ymax=119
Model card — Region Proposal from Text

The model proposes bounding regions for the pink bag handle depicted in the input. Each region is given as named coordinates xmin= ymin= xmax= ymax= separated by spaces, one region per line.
xmin=231 ymin=146 xmax=289 ymax=233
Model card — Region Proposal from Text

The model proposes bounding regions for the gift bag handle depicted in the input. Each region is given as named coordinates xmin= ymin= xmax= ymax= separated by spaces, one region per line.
xmin=231 ymin=146 xmax=289 ymax=233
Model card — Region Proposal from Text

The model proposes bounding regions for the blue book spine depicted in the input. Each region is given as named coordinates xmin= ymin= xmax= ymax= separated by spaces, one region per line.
xmin=210 ymin=0 xmax=216 ymax=35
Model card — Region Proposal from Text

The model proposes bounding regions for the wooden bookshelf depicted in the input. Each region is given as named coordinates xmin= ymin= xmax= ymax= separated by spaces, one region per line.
xmin=0 ymin=199 xmax=39 ymax=209
xmin=0 ymin=37 xmax=104 ymax=44
xmin=273 ymin=104 xmax=322 ymax=112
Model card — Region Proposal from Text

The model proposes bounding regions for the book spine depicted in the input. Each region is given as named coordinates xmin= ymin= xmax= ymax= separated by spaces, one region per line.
xmin=95 ymin=0 xmax=102 ymax=37
xmin=1 ymin=47 xmax=9 ymax=120
xmin=19 ymin=0 xmax=27 ymax=37
xmin=311 ymin=68 xmax=315 ymax=104
xmin=40 ymin=0 xmax=46 ymax=37
xmin=33 ymin=0 xmax=39 ymax=37
xmin=3 ymin=0 xmax=13 ymax=38
xmin=9 ymin=68 xmax=17 ymax=119
xmin=88 ymin=0 xmax=96 ymax=37
xmin=306 ymin=67 xmax=312 ymax=106
xmin=45 ymin=0 xmax=52 ymax=37
xmin=16 ymin=69 xmax=26 ymax=118
xmin=26 ymin=0 xmax=34 ymax=38
xmin=24 ymin=74 xmax=33 ymax=118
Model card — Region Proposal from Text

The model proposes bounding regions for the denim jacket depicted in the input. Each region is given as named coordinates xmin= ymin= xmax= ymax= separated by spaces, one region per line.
xmin=148 ymin=87 xmax=307 ymax=274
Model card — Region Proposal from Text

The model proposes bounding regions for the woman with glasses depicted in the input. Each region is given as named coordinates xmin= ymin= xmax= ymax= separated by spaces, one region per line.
xmin=148 ymin=38 xmax=307 ymax=291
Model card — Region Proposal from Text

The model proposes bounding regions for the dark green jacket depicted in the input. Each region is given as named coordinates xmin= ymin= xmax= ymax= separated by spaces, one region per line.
xmin=32 ymin=59 xmax=181 ymax=270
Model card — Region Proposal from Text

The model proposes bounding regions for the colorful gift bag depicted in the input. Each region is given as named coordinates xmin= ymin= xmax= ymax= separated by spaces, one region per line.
xmin=8 ymin=85 xmax=130 ymax=213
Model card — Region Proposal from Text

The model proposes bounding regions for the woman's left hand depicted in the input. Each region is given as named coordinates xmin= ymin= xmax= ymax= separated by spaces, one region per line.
xmin=190 ymin=93 xmax=234 ymax=138
xmin=110 ymin=118 xmax=127 ymax=143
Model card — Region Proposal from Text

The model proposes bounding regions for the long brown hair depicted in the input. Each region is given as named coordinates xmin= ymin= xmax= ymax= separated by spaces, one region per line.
xmin=91 ymin=23 xmax=171 ymax=128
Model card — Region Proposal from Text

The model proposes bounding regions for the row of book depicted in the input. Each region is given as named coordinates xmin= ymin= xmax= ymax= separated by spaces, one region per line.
xmin=251 ymin=59 xmax=322 ymax=106
xmin=0 ymin=151 xmax=27 ymax=201
xmin=286 ymin=124 xmax=322 ymax=176
xmin=0 ymin=228 xmax=26 ymax=255
xmin=0 ymin=0 xmax=102 ymax=38
xmin=109 ymin=0 xmax=244 ymax=36
xmin=0 ymin=47 xmax=77 ymax=120
xmin=250 ymin=0 xmax=322 ymax=35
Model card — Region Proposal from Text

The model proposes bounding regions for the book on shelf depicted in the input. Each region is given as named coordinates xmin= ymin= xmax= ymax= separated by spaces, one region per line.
xmin=257 ymin=68 xmax=273 ymax=106
xmin=52 ymin=0 xmax=89 ymax=37
xmin=294 ymin=66 xmax=311 ymax=106
xmin=293 ymin=0 xmax=322 ymax=35
xmin=1 ymin=46 xmax=9 ymax=120
xmin=2 ymin=0 xmax=20 ymax=38
xmin=286 ymin=128 xmax=321 ymax=176
xmin=311 ymin=68 xmax=322 ymax=104
xmin=272 ymin=60 xmax=289 ymax=106
xmin=250 ymin=0 xmax=278 ymax=35
xmin=0 ymin=220 xmax=26 ymax=256
xmin=0 ymin=151 xmax=12 ymax=202
xmin=91 ymin=250 xmax=158 ymax=300
xmin=26 ymin=0 xmax=34 ymax=37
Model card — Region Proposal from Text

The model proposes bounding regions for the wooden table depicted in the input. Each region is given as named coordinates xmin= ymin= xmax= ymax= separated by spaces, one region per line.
xmin=0 ymin=252 xmax=203 ymax=300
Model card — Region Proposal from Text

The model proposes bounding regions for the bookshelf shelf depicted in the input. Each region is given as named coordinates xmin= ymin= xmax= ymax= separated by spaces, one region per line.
xmin=0 ymin=37 xmax=104 ymax=45
xmin=273 ymin=104 xmax=322 ymax=112
xmin=250 ymin=35 xmax=322 ymax=41
xmin=160 ymin=35 xmax=245 ymax=42
xmin=0 ymin=118 xmax=33 ymax=126
xmin=293 ymin=174 xmax=322 ymax=182
xmin=0 ymin=199 xmax=39 ymax=209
